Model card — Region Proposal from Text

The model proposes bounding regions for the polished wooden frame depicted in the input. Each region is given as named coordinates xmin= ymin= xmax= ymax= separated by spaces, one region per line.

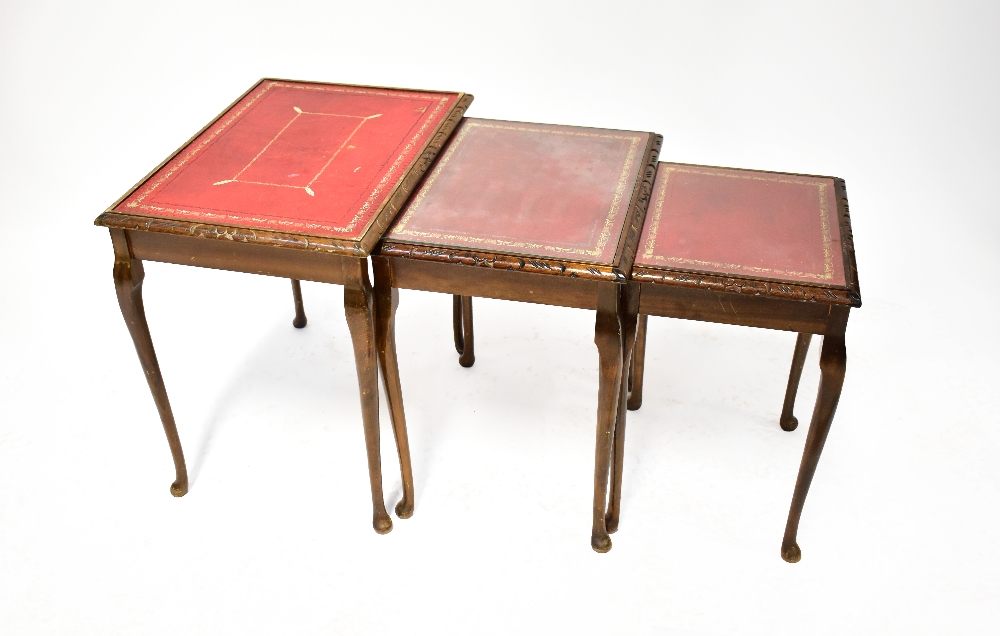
xmin=96 ymin=79 xmax=473 ymax=534
xmin=622 ymin=166 xmax=861 ymax=562
xmin=373 ymin=132 xmax=662 ymax=552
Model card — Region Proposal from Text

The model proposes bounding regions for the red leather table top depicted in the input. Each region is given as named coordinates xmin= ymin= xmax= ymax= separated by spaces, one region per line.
xmin=116 ymin=80 xmax=461 ymax=241
xmin=635 ymin=163 xmax=846 ymax=286
xmin=386 ymin=119 xmax=653 ymax=265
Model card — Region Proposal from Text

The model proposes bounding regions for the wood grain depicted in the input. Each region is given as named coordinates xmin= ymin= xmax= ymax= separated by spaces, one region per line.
xmin=342 ymin=257 xmax=393 ymax=534
xmin=637 ymin=284 xmax=835 ymax=334
xmin=372 ymin=256 xmax=415 ymax=520
xmin=389 ymin=257 xmax=602 ymax=311
xmin=126 ymin=230 xmax=351 ymax=285
xmin=591 ymin=282 xmax=623 ymax=553
xmin=779 ymin=333 xmax=813 ymax=432
xmin=452 ymin=295 xmax=475 ymax=367
xmin=781 ymin=308 xmax=849 ymax=563
xmin=109 ymin=229 xmax=189 ymax=497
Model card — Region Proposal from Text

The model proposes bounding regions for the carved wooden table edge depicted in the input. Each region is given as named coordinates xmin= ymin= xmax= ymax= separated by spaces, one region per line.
xmin=630 ymin=266 xmax=862 ymax=307
xmin=378 ymin=242 xmax=627 ymax=282
xmin=95 ymin=212 xmax=368 ymax=256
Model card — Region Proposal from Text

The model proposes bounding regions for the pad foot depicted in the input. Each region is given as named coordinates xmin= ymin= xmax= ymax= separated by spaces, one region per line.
xmin=781 ymin=542 xmax=801 ymax=563
xmin=591 ymin=533 xmax=612 ymax=553
xmin=780 ymin=415 xmax=798 ymax=432
xmin=394 ymin=499 xmax=413 ymax=519
xmin=373 ymin=514 xmax=393 ymax=535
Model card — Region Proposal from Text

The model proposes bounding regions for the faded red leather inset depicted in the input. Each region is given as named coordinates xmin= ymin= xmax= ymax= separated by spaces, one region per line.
xmin=635 ymin=163 xmax=845 ymax=286
xmin=117 ymin=81 xmax=460 ymax=240
xmin=387 ymin=119 xmax=651 ymax=265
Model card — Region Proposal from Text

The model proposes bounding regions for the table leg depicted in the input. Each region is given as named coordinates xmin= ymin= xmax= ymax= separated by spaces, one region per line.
xmin=778 ymin=333 xmax=812 ymax=431
xmin=592 ymin=282 xmax=623 ymax=553
xmin=342 ymin=258 xmax=393 ymax=534
xmin=290 ymin=279 xmax=307 ymax=329
xmin=372 ymin=257 xmax=415 ymax=519
xmin=109 ymin=229 xmax=188 ymax=497
xmin=606 ymin=283 xmax=640 ymax=534
xmin=627 ymin=314 xmax=649 ymax=411
xmin=781 ymin=315 xmax=848 ymax=562
xmin=452 ymin=295 xmax=475 ymax=368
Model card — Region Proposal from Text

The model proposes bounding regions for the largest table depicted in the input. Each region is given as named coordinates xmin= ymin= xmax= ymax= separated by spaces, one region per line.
xmin=95 ymin=79 xmax=472 ymax=533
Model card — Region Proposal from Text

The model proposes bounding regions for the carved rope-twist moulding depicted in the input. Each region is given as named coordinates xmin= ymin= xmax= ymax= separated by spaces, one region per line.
xmin=379 ymin=243 xmax=625 ymax=282
xmin=631 ymin=266 xmax=861 ymax=307
xmin=97 ymin=212 xmax=367 ymax=256
xmin=617 ymin=136 xmax=662 ymax=272
xmin=833 ymin=178 xmax=861 ymax=306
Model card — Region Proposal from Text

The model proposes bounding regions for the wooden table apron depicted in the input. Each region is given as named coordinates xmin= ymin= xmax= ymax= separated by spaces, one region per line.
xmin=106 ymin=226 xmax=414 ymax=534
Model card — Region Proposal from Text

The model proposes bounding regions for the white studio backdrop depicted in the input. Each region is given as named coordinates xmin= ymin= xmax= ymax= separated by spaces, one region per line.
xmin=1 ymin=1 xmax=998 ymax=634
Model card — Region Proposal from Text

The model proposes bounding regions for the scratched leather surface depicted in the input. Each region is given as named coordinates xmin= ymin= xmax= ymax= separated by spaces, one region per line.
xmin=635 ymin=163 xmax=846 ymax=286
xmin=117 ymin=80 xmax=459 ymax=240
xmin=387 ymin=118 xmax=652 ymax=265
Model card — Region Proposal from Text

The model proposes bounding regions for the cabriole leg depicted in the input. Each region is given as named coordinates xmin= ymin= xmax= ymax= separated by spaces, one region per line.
xmin=779 ymin=333 xmax=812 ymax=431
xmin=627 ymin=314 xmax=649 ymax=411
xmin=372 ymin=257 xmax=415 ymax=519
xmin=109 ymin=229 xmax=188 ymax=497
xmin=607 ymin=283 xmax=640 ymax=533
xmin=591 ymin=282 xmax=623 ymax=553
xmin=343 ymin=258 xmax=392 ymax=534
xmin=452 ymin=295 xmax=475 ymax=367
xmin=781 ymin=315 xmax=848 ymax=563
xmin=291 ymin=279 xmax=307 ymax=329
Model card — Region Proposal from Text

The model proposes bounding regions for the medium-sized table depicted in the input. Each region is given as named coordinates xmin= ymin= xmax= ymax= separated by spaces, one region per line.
xmin=375 ymin=118 xmax=661 ymax=551
xmin=622 ymin=162 xmax=861 ymax=562
xmin=96 ymin=79 xmax=471 ymax=533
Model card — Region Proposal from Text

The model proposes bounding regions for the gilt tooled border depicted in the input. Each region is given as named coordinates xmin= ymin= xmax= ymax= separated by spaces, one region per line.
xmin=98 ymin=212 xmax=366 ymax=256
xmin=98 ymin=93 xmax=472 ymax=256
xmin=390 ymin=121 xmax=645 ymax=260
xmin=119 ymin=81 xmax=460 ymax=237
xmin=379 ymin=243 xmax=626 ymax=282
xmin=632 ymin=266 xmax=861 ymax=307
xmin=641 ymin=166 xmax=837 ymax=283
xmin=355 ymin=94 xmax=474 ymax=253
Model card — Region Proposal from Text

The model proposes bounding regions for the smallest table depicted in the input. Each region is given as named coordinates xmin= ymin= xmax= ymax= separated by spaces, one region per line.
xmin=620 ymin=162 xmax=861 ymax=562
